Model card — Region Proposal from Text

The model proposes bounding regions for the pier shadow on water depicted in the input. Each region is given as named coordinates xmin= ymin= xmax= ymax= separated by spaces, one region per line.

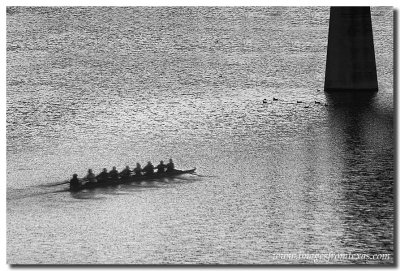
xmin=325 ymin=91 xmax=394 ymax=258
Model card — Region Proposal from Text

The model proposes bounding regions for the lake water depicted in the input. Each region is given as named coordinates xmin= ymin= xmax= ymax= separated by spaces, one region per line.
xmin=6 ymin=7 xmax=394 ymax=264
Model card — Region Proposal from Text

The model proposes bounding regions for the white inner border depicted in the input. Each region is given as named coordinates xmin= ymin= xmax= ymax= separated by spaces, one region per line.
xmin=2 ymin=1 xmax=398 ymax=270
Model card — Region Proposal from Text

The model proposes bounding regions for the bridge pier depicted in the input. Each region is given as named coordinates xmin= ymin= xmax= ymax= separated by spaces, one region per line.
xmin=324 ymin=7 xmax=378 ymax=92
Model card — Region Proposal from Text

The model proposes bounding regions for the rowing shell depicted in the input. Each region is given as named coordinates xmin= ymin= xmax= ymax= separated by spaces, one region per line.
xmin=70 ymin=168 xmax=196 ymax=191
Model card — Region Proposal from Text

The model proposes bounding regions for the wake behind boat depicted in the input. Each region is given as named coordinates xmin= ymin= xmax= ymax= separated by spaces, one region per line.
xmin=70 ymin=168 xmax=196 ymax=192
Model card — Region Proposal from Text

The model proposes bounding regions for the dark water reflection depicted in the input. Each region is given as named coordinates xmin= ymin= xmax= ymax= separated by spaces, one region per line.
xmin=69 ymin=176 xmax=201 ymax=200
xmin=326 ymin=92 xmax=394 ymax=262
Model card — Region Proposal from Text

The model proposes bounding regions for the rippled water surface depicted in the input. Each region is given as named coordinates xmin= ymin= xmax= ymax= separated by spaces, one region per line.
xmin=7 ymin=7 xmax=393 ymax=264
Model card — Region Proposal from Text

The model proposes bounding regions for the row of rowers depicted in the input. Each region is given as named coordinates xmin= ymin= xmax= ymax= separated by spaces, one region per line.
xmin=71 ymin=159 xmax=175 ymax=183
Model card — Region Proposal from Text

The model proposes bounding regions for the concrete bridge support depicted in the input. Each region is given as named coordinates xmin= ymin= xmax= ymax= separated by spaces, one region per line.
xmin=324 ymin=7 xmax=378 ymax=92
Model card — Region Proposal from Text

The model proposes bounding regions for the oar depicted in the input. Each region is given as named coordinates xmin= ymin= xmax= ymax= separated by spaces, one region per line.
xmin=39 ymin=180 xmax=70 ymax=187
xmin=190 ymin=173 xmax=218 ymax=178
